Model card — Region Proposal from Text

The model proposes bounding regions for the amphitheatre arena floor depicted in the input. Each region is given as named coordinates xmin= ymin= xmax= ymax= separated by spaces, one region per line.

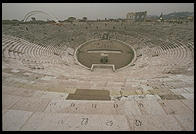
xmin=2 ymin=22 xmax=194 ymax=131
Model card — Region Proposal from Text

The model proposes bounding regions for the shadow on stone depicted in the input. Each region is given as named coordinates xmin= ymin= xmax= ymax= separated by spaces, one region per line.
xmin=66 ymin=89 xmax=111 ymax=101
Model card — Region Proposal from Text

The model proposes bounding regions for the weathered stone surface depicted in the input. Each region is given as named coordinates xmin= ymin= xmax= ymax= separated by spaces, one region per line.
xmin=11 ymin=97 xmax=51 ymax=112
xmin=158 ymin=100 xmax=193 ymax=115
xmin=181 ymin=99 xmax=194 ymax=112
xmin=123 ymin=100 xmax=142 ymax=116
xmin=173 ymin=113 xmax=194 ymax=131
xmin=2 ymin=86 xmax=35 ymax=97
xmin=181 ymin=93 xmax=194 ymax=100
xmin=2 ymin=94 xmax=22 ymax=109
xmin=44 ymin=100 xmax=124 ymax=115
xmin=130 ymin=115 xmax=183 ymax=131
xmin=3 ymin=110 xmax=33 ymax=131
xmin=135 ymin=100 xmax=166 ymax=115
xmin=21 ymin=112 xmax=130 ymax=131
xmin=32 ymin=90 xmax=68 ymax=99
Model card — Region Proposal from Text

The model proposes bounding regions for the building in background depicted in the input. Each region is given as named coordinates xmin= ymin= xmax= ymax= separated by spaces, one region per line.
xmin=126 ymin=11 xmax=147 ymax=22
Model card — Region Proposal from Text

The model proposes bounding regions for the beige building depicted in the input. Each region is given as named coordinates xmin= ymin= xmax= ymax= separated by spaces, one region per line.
xmin=126 ymin=11 xmax=147 ymax=22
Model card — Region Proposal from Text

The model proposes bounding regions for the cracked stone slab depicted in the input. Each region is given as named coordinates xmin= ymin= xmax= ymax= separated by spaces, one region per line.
xmin=44 ymin=100 xmax=124 ymax=115
xmin=2 ymin=86 xmax=36 ymax=97
xmin=173 ymin=113 xmax=194 ymax=131
xmin=133 ymin=94 xmax=161 ymax=101
xmin=129 ymin=114 xmax=183 ymax=131
xmin=32 ymin=90 xmax=68 ymax=99
xmin=181 ymin=93 xmax=194 ymax=100
xmin=123 ymin=100 xmax=142 ymax=116
xmin=183 ymin=87 xmax=194 ymax=94
xmin=2 ymin=94 xmax=23 ymax=109
xmin=21 ymin=112 xmax=131 ymax=131
xmin=3 ymin=110 xmax=33 ymax=131
xmin=11 ymin=97 xmax=51 ymax=112
xmin=170 ymin=88 xmax=191 ymax=95
xmin=158 ymin=100 xmax=193 ymax=115
xmin=135 ymin=100 xmax=166 ymax=115
xmin=181 ymin=99 xmax=194 ymax=112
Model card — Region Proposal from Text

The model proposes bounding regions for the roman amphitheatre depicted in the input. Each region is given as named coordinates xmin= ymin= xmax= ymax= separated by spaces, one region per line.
xmin=2 ymin=10 xmax=194 ymax=131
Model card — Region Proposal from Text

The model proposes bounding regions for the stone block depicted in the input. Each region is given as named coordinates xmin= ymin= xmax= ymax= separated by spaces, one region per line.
xmin=130 ymin=114 xmax=183 ymax=131
xmin=11 ymin=97 xmax=51 ymax=112
xmin=173 ymin=113 xmax=194 ymax=131
xmin=135 ymin=100 xmax=166 ymax=115
xmin=181 ymin=99 xmax=194 ymax=112
xmin=45 ymin=100 xmax=124 ymax=115
xmin=21 ymin=112 xmax=131 ymax=131
xmin=158 ymin=100 xmax=193 ymax=115
xmin=123 ymin=100 xmax=142 ymax=116
xmin=2 ymin=94 xmax=22 ymax=109
xmin=3 ymin=110 xmax=33 ymax=131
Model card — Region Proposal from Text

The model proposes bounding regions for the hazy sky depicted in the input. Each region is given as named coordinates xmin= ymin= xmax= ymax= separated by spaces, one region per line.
xmin=2 ymin=3 xmax=194 ymax=20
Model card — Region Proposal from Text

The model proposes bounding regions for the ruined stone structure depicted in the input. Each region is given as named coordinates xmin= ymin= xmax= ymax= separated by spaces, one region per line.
xmin=126 ymin=11 xmax=147 ymax=22
xmin=23 ymin=10 xmax=60 ymax=23
xmin=2 ymin=18 xmax=194 ymax=131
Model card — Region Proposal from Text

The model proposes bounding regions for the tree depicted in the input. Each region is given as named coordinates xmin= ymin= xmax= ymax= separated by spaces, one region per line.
xmin=67 ymin=17 xmax=76 ymax=22
xmin=31 ymin=17 xmax=36 ymax=22
xmin=82 ymin=17 xmax=87 ymax=21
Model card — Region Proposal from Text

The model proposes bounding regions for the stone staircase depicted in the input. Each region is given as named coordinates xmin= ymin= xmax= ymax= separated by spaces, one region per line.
xmin=3 ymin=81 xmax=194 ymax=131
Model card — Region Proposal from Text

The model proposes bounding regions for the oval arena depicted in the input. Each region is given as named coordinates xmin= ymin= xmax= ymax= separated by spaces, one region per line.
xmin=75 ymin=37 xmax=136 ymax=71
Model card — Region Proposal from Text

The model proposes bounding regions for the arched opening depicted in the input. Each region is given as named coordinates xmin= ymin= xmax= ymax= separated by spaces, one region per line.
xmin=23 ymin=10 xmax=59 ymax=23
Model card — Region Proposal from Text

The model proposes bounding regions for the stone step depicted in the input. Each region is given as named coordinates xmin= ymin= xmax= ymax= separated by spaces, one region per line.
xmin=3 ymin=109 xmax=193 ymax=131
xmin=20 ymin=112 xmax=130 ymax=131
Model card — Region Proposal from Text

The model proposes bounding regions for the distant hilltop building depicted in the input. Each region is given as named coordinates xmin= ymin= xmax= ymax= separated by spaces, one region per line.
xmin=126 ymin=11 xmax=147 ymax=22
xmin=187 ymin=16 xmax=194 ymax=22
